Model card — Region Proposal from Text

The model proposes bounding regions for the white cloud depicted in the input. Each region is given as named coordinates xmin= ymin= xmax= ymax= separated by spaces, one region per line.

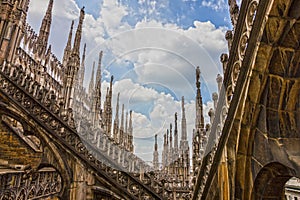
xmin=82 ymin=15 xmax=105 ymax=44
xmin=92 ymin=19 xmax=227 ymax=101
xmin=202 ymin=0 xmax=227 ymax=11
xmin=98 ymin=0 xmax=130 ymax=35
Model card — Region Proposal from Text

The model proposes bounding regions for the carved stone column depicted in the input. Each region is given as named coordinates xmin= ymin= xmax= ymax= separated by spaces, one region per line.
xmin=70 ymin=163 xmax=88 ymax=200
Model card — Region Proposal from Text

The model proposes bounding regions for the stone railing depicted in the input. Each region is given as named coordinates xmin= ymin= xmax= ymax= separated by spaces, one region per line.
xmin=0 ymin=167 xmax=62 ymax=200
xmin=0 ymin=62 xmax=176 ymax=199
xmin=73 ymin=107 xmax=192 ymax=199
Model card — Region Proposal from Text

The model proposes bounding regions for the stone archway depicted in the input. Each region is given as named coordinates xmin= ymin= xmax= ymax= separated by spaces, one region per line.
xmin=252 ymin=162 xmax=297 ymax=200
xmin=0 ymin=100 xmax=72 ymax=198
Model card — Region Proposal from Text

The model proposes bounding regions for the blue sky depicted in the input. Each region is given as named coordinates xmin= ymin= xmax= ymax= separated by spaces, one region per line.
xmin=74 ymin=0 xmax=231 ymax=28
xmin=27 ymin=0 xmax=231 ymax=163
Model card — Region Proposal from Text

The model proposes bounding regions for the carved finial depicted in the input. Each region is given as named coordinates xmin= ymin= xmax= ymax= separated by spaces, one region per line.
xmin=174 ymin=112 xmax=179 ymax=153
xmin=97 ymin=51 xmax=103 ymax=78
xmin=181 ymin=96 xmax=187 ymax=142
xmin=212 ymin=92 xmax=218 ymax=110
xmin=228 ymin=0 xmax=239 ymax=27
xmin=225 ymin=30 xmax=233 ymax=41
xmin=220 ymin=53 xmax=228 ymax=63
xmin=116 ymin=92 xmax=120 ymax=119
xmin=48 ymin=0 xmax=54 ymax=11
xmin=128 ymin=110 xmax=134 ymax=152
xmin=166 ymin=129 xmax=169 ymax=145
xmin=37 ymin=0 xmax=54 ymax=55
xmin=125 ymin=111 xmax=128 ymax=133
xmin=195 ymin=66 xmax=204 ymax=130
xmin=153 ymin=134 xmax=158 ymax=156
xmin=111 ymin=75 xmax=114 ymax=83
xmin=212 ymin=92 xmax=218 ymax=101
xmin=216 ymin=74 xmax=223 ymax=93
xmin=225 ymin=30 xmax=233 ymax=52
xmin=83 ymin=43 xmax=86 ymax=58
xmin=88 ymin=62 xmax=95 ymax=96
xmin=67 ymin=21 xmax=74 ymax=47
xmin=216 ymin=74 xmax=223 ymax=83
xmin=99 ymin=51 xmax=103 ymax=64
xmin=182 ymin=96 xmax=185 ymax=112
xmin=109 ymin=75 xmax=113 ymax=97
xmin=62 ymin=20 xmax=74 ymax=65
xmin=104 ymin=78 xmax=113 ymax=136
xmin=95 ymin=51 xmax=103 ymax=85
xmin=120 ymin=104 xmax=124 ymax=131
xmin=40 ymin=0 xmax=54 ymax=32
xmin=169 ymin=123 xmax=173 ymax=151
xmin=129 ymin=110 xmax=132 ymax=136
xmin=94 ymin=50 xmax=102 ymax=113
xmin=106 ymin=87 xmax=109 ymax=96
xmin=181 ymin=96 xmax=186 ymax=124
xmin=72 ymin=7 xmax=85 ymax=56
xmin=208 ymin=108 xmax=215 ymax=125
xmin=196 ymin=66 xmax=201 ymax=89
xmin=220 ymin=53 xmax=228 ymax=73
xmin=113 ymin=92 xmax=120 ymax=142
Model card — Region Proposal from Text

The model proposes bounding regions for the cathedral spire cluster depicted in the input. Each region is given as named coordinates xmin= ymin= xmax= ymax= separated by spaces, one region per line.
xmin=63 ymin=20 xmax=74 ymax=66
xmin=61 ymin=7 xmax=85 ymax=109
xmin=72 ymin=7 xmax=85 ymax=57
xmin=152 ymin=66 xmax=212 ymax=189
xmin=153 ymin=95 xmax=191 ymax=188
xmin=75 ymin=49 xmax=134 ymax=152
xmin=2 ymin=0 xmax=136 ymax=153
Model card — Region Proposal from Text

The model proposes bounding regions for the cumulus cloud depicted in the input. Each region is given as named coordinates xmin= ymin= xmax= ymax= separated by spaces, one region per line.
xmin=98 ymin=19 xmax=226 ymax=100
xmin=201 ymin=0 xmax=227 ymax=11
xmin=99 ymin=0 xmax=130 ymax=34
